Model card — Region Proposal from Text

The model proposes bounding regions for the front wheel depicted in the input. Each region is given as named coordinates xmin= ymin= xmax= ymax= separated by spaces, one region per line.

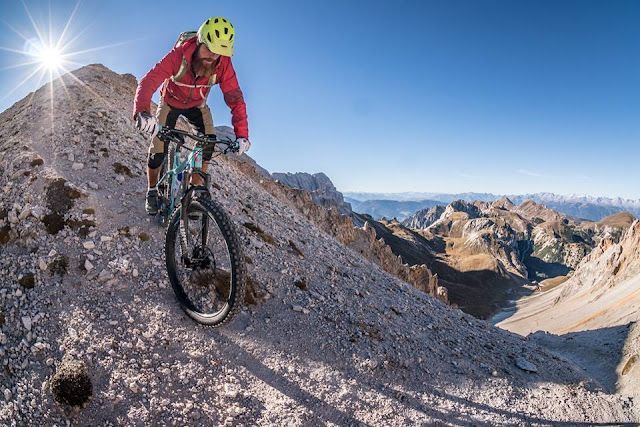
xmin=165 ymin=196 xmax=247 ymax=326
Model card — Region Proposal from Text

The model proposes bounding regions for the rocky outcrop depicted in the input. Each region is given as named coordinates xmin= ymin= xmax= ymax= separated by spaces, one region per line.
xmin=271 ymin=171 xmax=352 ymax=215
xmin=392 ymin=197 xmax=636 ymax=316
xmin=492 ymin=197 xmax=516 ymax=210
xmin=497 ymin=219 xmax=640 ymax=332
xmin=513 ymin=199 xmax=565 ymax=223
xmin=401 ymin=205 xmax=445 ymax=229
xmin=595 ymin=212 xmax=636 ymax=243
xmin=443 ymin=199 xmax=482 ymax=220
xmin=235 ymin=162 xmax=448 ymax=303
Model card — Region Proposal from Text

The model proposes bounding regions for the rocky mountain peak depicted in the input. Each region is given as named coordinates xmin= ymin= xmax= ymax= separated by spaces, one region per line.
xmin=401 ymin=205 xmax=446 ymax=230
xmin=442 ymin=199 xmax=481 ymax=219
xmin=492 ymin=196 xmax=515 ymax=210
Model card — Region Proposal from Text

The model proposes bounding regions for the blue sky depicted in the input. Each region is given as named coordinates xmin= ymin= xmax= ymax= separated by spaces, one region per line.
xmin=1 ymin=0 xmax=639 ymax=198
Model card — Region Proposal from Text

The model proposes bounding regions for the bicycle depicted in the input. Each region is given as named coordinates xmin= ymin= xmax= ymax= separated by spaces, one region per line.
xmin=153 ymin=125 xmax=247 ymax=326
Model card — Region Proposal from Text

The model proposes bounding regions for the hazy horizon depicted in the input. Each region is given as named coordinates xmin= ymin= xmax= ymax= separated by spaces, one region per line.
xmin=340 ymin=189 xmax=640 ymax=203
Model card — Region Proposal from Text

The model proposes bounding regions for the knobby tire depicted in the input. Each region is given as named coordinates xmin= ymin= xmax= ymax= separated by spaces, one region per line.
xmin=164 ymin=196 xmax=247 ymax=326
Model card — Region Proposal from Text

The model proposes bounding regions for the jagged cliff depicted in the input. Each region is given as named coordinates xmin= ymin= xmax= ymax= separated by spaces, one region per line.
xmin=401 ymin=205 xmax=446 ymax=230
xmin=271 ymin=171 xmax=353 ymax=215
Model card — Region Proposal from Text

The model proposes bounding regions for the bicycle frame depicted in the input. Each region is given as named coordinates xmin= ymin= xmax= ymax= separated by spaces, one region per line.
xmin=155 ymin=126 xmax=235 ymax=216
xmin=156 ymin=144 xmax=204 ymax=217
xmin=154 ymin=127 xmax=236 ymax=261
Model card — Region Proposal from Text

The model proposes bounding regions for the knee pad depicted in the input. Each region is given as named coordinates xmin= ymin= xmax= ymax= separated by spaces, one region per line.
xmin=147 ymin=152 xmax=166 ymax=169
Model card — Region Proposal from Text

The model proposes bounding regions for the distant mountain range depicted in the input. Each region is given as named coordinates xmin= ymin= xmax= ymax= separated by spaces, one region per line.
xmin=344 ymin=192 xmax=640 ymax=221
xmin=344 ymin=198 xmax=442 ymax=221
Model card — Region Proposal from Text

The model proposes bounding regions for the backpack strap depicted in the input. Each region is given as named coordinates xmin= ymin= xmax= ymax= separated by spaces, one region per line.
xmin=171 ymin=74 xmax=217 ymax=89
xmin=170 ymin=35 xmax=218 ymax=88
xmin=172 ymin=56 xmax=189 ymax=82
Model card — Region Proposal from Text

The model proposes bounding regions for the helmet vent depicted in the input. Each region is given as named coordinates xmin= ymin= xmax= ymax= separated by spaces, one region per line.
xmin=221 ymin=45 xmax=227 ymax=48
xmin=215 ymin=29 xmax=220 ymax=38
xmin=224 ymin=27 xmax=229 ymax=35
xmin=206 ymin=19 xmax=210 ymax=25
xmin=207 ymin=33 xmax=212 ymax=42
xmin=229 ymin=34 xmax=233 ymax=41
xmin=214 ymin=18 xmax=219 ymax=23
xmin=222 ymin=18 xmax=227 ymax=22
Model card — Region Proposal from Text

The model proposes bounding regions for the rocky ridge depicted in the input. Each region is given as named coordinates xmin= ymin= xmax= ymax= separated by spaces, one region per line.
xmin=346 ymin=191 xmax=640 ymax=221
xmin=401 ymin=205 xmax=446 ymax=230
xmin=0 ymin=64 xmax=637 ymax=425
xmin=393 ymin=196 xmax=635 ymax=317
xmin=271 ymin=172 xmax=353 ymax=216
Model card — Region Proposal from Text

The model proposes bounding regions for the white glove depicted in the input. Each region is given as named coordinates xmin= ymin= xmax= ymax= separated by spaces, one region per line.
xmin=236 ymin=138 xmax=251 ymax=155
xmin=136 ymin=112 xmax=159 ymax=138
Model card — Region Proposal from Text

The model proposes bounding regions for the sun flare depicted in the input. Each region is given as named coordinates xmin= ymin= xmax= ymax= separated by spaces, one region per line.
xmin=0 ymin=1 xmax=137 ymax=140
xmin=1 ymin=1 xmax=134 ymax=106
xmin=38 ymin=45 xmax=64 ymax=71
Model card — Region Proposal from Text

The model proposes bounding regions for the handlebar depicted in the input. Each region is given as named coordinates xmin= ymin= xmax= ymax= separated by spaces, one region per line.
xmin=157 ymin=125 xmax=238 ymax=153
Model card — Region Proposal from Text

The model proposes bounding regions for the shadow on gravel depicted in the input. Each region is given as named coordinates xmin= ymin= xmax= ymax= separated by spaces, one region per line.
xmin=375 ymin=382 xmax=634 ymax=427
xmin=212 ymin=331 xmax=369 ymax=426
xmin=528 ymin=323 xmax=635 ymax=394
xmin=210 ymin=331 xmax=635 ymax=426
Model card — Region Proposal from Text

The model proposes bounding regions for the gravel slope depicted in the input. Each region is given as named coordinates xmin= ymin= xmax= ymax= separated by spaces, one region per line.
xmin=0 ymin=64 xmax=637 ymax=425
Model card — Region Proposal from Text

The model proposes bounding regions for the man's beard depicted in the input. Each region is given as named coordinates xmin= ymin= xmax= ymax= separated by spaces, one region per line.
xmin=192 ymin=54 xmax=217 ymax=78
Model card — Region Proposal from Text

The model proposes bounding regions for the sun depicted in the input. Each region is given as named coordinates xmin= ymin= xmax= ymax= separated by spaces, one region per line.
xmin=1 ymin=1 xmax=135 ymax=106
xmin=22 ymin=38 xmax=66 ymax=73
xmin=38 ymin=45 xmax=64 ymax=71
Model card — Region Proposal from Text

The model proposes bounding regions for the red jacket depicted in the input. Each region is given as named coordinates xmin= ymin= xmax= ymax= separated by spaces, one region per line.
xmin=133 ymin=37 xmax=249 ymax=139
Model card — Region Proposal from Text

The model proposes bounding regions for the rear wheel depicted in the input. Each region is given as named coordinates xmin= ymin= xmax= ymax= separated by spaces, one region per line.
xmin=165 ymin=196 xmax=247 ymax=326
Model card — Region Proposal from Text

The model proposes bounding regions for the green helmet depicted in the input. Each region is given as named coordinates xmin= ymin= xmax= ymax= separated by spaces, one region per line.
xmin=197 ymin=16 xmax=235 ymax=57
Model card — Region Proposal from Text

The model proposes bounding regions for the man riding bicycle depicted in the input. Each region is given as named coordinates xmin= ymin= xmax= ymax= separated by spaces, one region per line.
xmin=132 ymin=16 xmax=250 ymax=215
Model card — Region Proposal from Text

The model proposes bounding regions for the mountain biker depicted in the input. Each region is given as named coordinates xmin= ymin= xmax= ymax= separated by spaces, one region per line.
xmin=132 ymin=16 xmax=250 ymax=215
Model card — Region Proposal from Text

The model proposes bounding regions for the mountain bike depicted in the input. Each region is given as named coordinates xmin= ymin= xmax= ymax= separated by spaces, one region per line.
xmin=154 ymin=126 xmax=247 ymax=326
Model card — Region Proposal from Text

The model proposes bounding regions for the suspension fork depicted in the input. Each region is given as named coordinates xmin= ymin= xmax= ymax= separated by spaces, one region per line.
xmin=179 ymin=179 xmax=192 ymax=262
xmin=178 ymin=144 xmax=214 ymax=263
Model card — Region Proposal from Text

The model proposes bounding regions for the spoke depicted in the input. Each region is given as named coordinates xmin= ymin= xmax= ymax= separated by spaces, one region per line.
xmin=172 ymin=204 xmax=232 ymax=316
